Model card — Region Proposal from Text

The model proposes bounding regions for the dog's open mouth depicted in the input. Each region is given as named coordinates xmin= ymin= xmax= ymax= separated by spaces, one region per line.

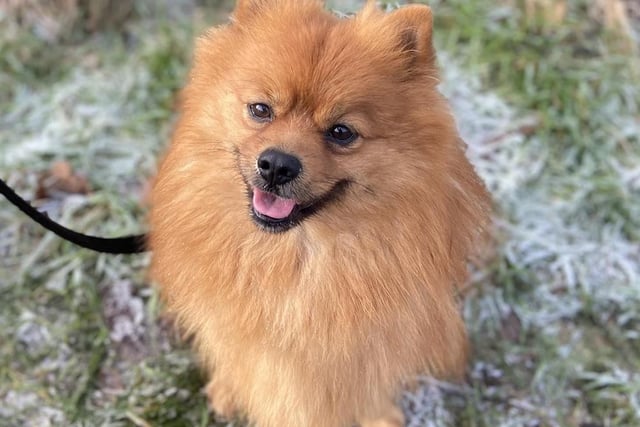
xmin=249 ymin=181 xmax=350 ymax=233
xmin=250 ymin=188 xmax=303 ymax=232
xmin=252 ymin=189 xmax=297 ymax=221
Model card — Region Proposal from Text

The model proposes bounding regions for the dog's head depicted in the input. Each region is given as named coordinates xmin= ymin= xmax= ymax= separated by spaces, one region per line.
xmin=170 ymin=0 xmax=466 ymax=234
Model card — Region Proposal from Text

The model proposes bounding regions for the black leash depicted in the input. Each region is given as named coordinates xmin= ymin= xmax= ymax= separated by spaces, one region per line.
xmin=0 ymin=177 xmax=147 ymax=254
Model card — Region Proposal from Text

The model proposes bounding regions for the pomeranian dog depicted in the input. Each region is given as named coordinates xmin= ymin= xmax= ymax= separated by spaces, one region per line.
xmin=150 ymin=1 xmax=490 ymax=426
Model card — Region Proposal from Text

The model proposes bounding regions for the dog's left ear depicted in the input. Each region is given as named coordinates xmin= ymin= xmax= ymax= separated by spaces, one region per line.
xmin=385 ymin=4 xmax=435 ymax=68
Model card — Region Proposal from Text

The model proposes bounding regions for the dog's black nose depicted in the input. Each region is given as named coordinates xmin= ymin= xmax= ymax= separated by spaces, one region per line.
xmin=257 ymin=149 xmax=302 ymax=186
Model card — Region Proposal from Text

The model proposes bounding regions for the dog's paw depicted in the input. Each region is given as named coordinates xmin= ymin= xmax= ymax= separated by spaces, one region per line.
xmin=359 ymin=405 xmax=405 ymax=427
xmin=205 ymin=378 xmax=238 ymax=421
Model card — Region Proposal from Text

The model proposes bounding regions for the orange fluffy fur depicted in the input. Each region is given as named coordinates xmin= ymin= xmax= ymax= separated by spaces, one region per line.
xmin=149 ymin=1 xmax=491 ymax=426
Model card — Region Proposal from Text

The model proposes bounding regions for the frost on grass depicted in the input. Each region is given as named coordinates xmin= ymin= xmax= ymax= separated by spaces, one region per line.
xmin=0 ymin=12 xmax=204 ymax=427
xmin=403 ymin=380 xmax=456 ymax=427
xmin=1 ymin=64 xmax=162 ymax=186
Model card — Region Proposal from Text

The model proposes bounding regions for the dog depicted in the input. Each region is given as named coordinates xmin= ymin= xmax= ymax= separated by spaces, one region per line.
xmin=149 ymin=1 xmax=491 ymax=426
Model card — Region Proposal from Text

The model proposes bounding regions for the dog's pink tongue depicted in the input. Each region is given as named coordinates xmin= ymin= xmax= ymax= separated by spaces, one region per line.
xmin=252 ymin=189 xmax=296 ymax=219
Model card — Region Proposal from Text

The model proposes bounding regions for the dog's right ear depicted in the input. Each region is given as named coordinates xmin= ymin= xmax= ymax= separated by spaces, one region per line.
xmin=233 ymin=0 xmax=324 ymax=22
xmin=232 ymin=0 xmax=272 ymax=21
xmin=231 ymin=0 xmax=288 ymax=22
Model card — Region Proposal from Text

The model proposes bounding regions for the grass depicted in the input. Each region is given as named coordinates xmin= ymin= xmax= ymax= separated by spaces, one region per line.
xmin=1 ymin=0 xmax=639 ymax=426
xmin=428 ymin=0 xmax=640 ymax=425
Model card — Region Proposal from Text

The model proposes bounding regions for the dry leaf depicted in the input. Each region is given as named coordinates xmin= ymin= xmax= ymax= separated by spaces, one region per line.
xmin=36 ymin=160 xmax=90 ymax=199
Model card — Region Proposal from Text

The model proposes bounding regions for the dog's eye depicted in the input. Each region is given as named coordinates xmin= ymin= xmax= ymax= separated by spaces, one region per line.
xmin=326 ymin=124 xmax=357 ymax=146
xmin=248 ymin=103 xmax=273 ymax=122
